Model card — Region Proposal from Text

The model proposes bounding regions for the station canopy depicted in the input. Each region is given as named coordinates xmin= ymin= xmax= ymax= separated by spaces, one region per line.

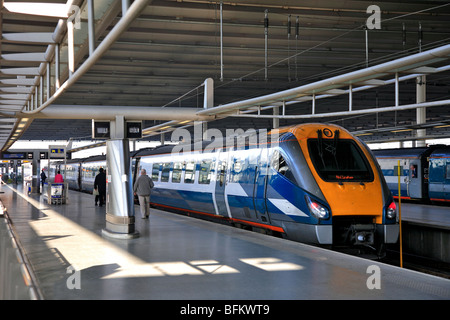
xmin=0 ymin=0 xmax=450 ymax=150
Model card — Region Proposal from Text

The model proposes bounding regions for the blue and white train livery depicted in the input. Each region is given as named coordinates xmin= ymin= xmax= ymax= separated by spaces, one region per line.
xmin=373 ymin=145 xmax=450 ymax=203
xmin=133 ymin=123 xmax=399 ymax=254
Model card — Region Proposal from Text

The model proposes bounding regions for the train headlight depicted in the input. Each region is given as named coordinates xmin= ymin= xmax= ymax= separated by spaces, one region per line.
xmin=305 ymin=195 xmax=329 ymax=220
xmin=386 ymin=201 xmax=396 ymax=220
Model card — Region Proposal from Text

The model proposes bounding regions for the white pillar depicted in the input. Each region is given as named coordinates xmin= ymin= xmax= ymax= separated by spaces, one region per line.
xmin=416 ymin=75 xmax=426 ymax=147
xmin=102 ymin=116 xmax=138 ymax=239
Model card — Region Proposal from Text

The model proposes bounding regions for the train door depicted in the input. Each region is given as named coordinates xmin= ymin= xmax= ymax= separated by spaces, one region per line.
xmin=408 ymin=160 xmax=422 ymax=199
xmin=445 ymin=160 xmax=450 ymax=201
xmin=214 ymin=150 xmax=229 ymax=217
xmin=253 ymin=148 xmax=270 ymax=224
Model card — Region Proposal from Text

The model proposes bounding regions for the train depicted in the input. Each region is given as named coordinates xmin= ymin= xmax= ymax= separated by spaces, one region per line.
xmin=53 ymin=123 xmax=400 ymax=256
xmin=372 ymin=145 xmax=450 ymax=203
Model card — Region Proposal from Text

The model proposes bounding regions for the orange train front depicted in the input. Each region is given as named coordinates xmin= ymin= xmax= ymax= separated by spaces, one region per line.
xmin=265 ymin=124 xmax=399 ymax=255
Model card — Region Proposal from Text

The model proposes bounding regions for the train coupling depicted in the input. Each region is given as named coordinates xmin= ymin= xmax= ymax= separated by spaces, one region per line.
xmin=349 ymin=224 xmax=375 ymax=246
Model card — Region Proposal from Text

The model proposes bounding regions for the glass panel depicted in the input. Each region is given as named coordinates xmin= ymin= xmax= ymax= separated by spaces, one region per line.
xmin=161 ymin=163 xmax=172 ymax=182
xmin=184 ymin=161 xmax=195 ymax=183
xmin=199 ymin=160 xmax=213 ymax=184
xmin=172 ymin=162 xmax=183 ymax=183
xmin=308 ymin=139 xmax=373 ymax=182
xmin=151 ymin=163 xmax=160 ymax=181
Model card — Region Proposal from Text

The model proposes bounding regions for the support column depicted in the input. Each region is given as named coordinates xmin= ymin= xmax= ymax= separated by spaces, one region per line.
xmin=31 ymin=151 xmax=40 ymax=194
xmin=102 ymin=116 xmax=138 ymax=239
xmin=87 ymin=0 xmax=95 ymax=56
xmin=416 ymin=75 xmax=426 ymax=147
xmin=273 ymin=107 xmax=279 ymax=129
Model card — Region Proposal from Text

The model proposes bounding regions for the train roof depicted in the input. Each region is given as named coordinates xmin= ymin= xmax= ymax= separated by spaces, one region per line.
xmin=372 ymin=145 xmax=446 ymax=159
xmin=132 ymin=135 xmax=269 ymax=158
xmin=68 ymin=154 xmax=106 ymax=163
xmin=429 ymin=146 xmax=450 ymax=158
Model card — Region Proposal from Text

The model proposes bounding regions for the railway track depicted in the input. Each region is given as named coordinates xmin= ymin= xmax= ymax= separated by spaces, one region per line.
xmin=383 ymin=249 xmax=450 ymax=280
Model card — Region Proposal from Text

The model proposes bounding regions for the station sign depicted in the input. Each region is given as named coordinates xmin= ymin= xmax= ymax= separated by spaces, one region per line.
xmin=1 ymin=152 xmax=26 ymax=160
xmin=49 ymin=146 xmax=66 ymax=159
xmin=126 ymin=121 xmax=142 ymax=139
xmin=50 ymin=148 xmax=65 ymax=155
xmin=92 ymin=120 xmax=111 ymax=139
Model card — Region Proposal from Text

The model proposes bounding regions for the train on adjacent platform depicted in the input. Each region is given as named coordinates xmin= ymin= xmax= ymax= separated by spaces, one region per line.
xmin=58 ymin=123 xmax=400 ymax=255
xmin=372 ymin=145 xmax=450 ymax=203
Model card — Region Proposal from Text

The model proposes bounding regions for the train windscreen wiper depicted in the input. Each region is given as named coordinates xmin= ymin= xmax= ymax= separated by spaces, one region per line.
xmin=332 ymin=130 xmax=340 ymax=169
xmin=316 ymin=129 xmax=326 ymax=168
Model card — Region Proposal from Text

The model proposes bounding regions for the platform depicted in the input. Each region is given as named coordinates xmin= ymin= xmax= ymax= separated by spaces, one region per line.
xmin=400 ymin=202 xmax=450 ymax=229
xmin=1 ymin=183 xmax=449 ymax=300
xmin=398 ymin=202 xmax=450 ymax=263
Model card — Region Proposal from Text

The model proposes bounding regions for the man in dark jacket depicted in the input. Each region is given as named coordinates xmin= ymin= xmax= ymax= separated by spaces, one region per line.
xmin=40 ymin=169 xmax=47 ymax=193
xmin=94 ymin=168 xmax=107 ymax=206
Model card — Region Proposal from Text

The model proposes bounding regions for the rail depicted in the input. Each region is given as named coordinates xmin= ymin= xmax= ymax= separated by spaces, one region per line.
xmin=0 ymin=201 xmax=43 ymax=300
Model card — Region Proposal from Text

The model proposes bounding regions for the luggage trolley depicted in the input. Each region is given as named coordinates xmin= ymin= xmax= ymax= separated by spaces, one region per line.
xmin=44 ymin=145 xmax=68 ymax=205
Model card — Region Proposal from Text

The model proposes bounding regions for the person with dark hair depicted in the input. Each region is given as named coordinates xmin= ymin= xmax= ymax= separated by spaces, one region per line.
xmin=40 ymin=169 xmax=47 ymax=193
xmin=54 ymin=170 xmax=64 ymax=183
xmin=94 ymin=167 xmax=106 ymax=207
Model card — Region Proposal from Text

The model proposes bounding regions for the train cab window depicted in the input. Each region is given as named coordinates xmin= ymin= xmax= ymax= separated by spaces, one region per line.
xmin=151 ymin=163 xmax=160 ymax=181
xmin=184 ymin=161 xmax=196 ymax=183
xmin=308 ymin=139 xmax=373 ymax=182
xmin=161 ymin=163 xmax=172 ymax=182
xmin=199 ymin=160 xmax=214 ymax=184
xmin=172 ymin=162 xmax=183 ymax=183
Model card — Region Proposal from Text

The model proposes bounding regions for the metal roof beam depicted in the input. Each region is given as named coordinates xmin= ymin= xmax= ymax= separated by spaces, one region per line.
xmin=1 ymin=53 xmax=47 ymax=62
xmin=197 ymin=44 xmax=450 ymax=117
xmin=0 ymin=67 xmax=40 ymax=76
xmin=0 ymin=87 xmax=33 ymax=94
xmin=19 ymin=105 xmax=213 ymax=121
xmin=0 ymin=78 xmax=37 ymax=86
xmin=2 ymin=33 xmax=55 ymax=44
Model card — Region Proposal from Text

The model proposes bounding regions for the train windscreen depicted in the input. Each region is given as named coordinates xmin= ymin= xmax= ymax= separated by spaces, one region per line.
xmin=307 ymin=138 xmax=374 ymax=182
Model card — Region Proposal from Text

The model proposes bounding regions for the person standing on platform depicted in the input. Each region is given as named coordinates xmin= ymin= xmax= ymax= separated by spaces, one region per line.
xmin=40 ymin=169 xmax=47 ymax=193
xmin=133 ymin=169 xmax=154 ymax=219
xmin=54 ymin=171 xmax=64 ymax=183
xmin=94 ymin=168 xmax=106 ymax=207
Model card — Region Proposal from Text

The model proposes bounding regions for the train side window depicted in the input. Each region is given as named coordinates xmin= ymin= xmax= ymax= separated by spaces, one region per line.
xmin=446 ymin=164 xmax=450 ymax=180
xmin=231 ymin=158 xmax=243 ymax=182
xmin=161 ymin=163 xmax=172 ymax=182
xmin=199 ymin=160 xmax=213 ymax=184
xmin=393 ymin=165 xmax=403 ymax=176
xmin=410 ymin=164 xmax=418 ymax=178
xmin=172 ymin=162 xmax=183 ymax=183
xmin=151 ymin=163 xmax=160 ymax=181
xmin=184 ymin=161 xmax=196 ymax=183
xmin=217 ymin=161 xmax=227 ymax=187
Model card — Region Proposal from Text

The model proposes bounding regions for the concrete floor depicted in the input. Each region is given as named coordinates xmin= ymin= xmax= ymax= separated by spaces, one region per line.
xmin=1 ymin=183 xmax=449 ymax=300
